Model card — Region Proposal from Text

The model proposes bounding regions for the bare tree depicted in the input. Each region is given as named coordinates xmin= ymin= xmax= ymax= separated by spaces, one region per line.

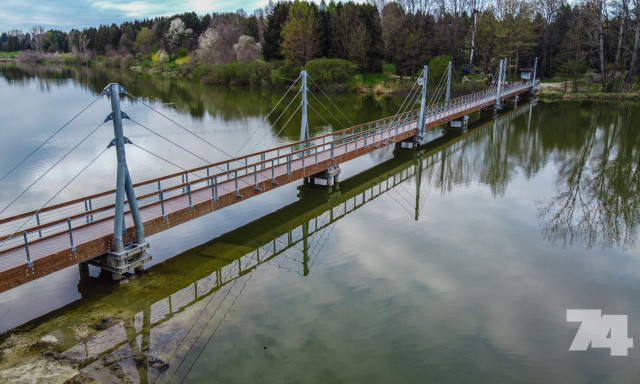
xmin=29 ymin=26 xmax=46 ymax=52
xmin=610 ymin=0 xmax=629 ymax=90
xmin=624 ymin=0 xmax=640 ymax=90
xmin=536 ymin=0 xmax=563 ymax=76
xmin=583 ymin=0 xmax=608 ymax=91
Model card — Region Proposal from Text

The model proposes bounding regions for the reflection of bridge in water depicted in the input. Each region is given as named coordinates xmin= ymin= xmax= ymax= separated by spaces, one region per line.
xmin=54 ymin=101 xmax=535 ymax=383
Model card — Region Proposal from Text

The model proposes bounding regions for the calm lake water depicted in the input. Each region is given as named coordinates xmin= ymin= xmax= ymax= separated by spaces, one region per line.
xmin=1 ymin=63 xmax=640 ymax=383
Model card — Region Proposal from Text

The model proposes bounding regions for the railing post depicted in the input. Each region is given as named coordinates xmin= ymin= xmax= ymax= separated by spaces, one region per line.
xmin=331 ymin=142 xmax=334 ymax=160
xmin=187 ymin=183 xmax=193 ymax=210
xmin=261 ymin=153 xmax=266 ymax=169
xmin=254 ymin=165 xmax=262 ymax=192
xmin=212 ymin=176 xmax=218 ymax=201
xmin=67 ymin=218 xmax=76 ymax=252
xmin=271 ymin=159 xmax=278 ymax=185
xmin=234 ymin=171 xmax=241 ymax=198
xmin=36 ymin=213 xmax=42 ymax=238
xmin=160 ymin=191 xmax=166 ymax=219
xmin=21 ymin=231 xmax=33 ymax=267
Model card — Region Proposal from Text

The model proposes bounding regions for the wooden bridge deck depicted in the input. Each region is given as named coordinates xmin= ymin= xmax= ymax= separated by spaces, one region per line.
xmin=0 ymin=82 xmax=532 ymax=292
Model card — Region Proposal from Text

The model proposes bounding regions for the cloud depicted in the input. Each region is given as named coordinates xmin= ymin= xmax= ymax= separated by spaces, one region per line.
xmin=0 ymin=0 xmax=272 ymax=32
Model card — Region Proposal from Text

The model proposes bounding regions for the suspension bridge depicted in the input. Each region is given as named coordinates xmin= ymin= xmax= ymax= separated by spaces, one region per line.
xmin=0 ymin=57 xmax=537 ymax=293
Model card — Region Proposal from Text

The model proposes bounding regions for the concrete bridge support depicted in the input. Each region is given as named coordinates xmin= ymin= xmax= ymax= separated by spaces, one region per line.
xmin=303 ymin=165 xmax=342 ymax=193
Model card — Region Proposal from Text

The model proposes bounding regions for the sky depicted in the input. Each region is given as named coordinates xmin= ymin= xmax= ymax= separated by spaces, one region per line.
xmin=1 ymin=0 xmax=272 ymax=32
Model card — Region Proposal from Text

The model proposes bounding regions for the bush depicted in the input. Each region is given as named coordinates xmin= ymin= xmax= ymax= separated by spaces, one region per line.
xmin=121 ymin=54 xmax=136 ymax=68
xmin=428 ymin=54 xmax=452 ymax=85
xmin=305 ymin=58 xmax=357 ymax=86
xmin=199 ymin=61 xmax=274 ymax=87
xmin=174 ymin=48 xmax=189 ymax=59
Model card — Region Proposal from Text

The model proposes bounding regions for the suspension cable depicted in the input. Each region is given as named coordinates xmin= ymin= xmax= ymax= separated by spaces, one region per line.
xmin=125 ymin=93 xmax=242 ymax=165
xmin=131 ymin=144 xmax=233 ymax=194
xmin=245 ymin=103 xmax=302 ymax=156
xmin=0 ymin=121 xmax=106 ymax=218
xmin=0 ymin=146 xmax=109 ymax=250
xmin=307 ymin=89 xmax=347 ymax=129
xmin=307 ymin=75 xmax=355 ymax=126
xmin=0 ymin=94 xmax=103 ymax=184
xmin=233 ymin=88 xmax=301 ymax=157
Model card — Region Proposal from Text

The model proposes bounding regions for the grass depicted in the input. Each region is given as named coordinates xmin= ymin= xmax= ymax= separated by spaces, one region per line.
xmin=540 ymin=90 xmax=640 ymax=101
xmin=0 ymin=51 xmax=20 ymax=60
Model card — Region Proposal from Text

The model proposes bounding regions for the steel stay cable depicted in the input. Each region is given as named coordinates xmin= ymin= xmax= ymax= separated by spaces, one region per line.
xmin=125 ymin=93 xmax=245 ymax=167
xmin=233 ymin=86 xmax=302 ymax=157
xmin=130 ymin=118 xmax=217 ymax=167
xmin=0 ymin=94 xmax=103 ymax=185
xmin=131 ymin=144 xmax=234 ymax=194
xmin=270 ymin=103 xmax=303 ymax=142
xmin=245 ymin=103 xmax=302 ymax=156
xmin=129 ymin=119 xmax=258 ymax=189
xmin=263 ymin=73 xmax=301 ymax=122
xmin=0 ymin=121 xmax=107 ymax=219
xmin=428 ymin=70 xmax=448 ymax=106
xmin=307 ymin=75 xmax=355 ymax=126
xmin=242 ymin=89 xmax=301 ymax=156
xmin=0 ymin=146 xmax=109 ymax=250
xmin=379 ymin=74 xmax=422 ymax=138
xmin=307 ymin=88 xmax=348 ymax=129
xmin=308 ymin=103 xmax=334 ymax=128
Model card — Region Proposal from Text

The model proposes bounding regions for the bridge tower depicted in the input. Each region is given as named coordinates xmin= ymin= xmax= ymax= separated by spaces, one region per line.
xmin=446 ymin=61 xmax=452 ymax=102
xmin=398 ymin=64 xmax=429 ymax=149
xmin=531 ymin=57 xmax=538 ymax=93
xmin=86 ymin=83 xmax=150 ymax=280
xmin=300 ymin=70 xmax=310 ymax=147
xmin=494 ymin=59 xmax=504 ymax=110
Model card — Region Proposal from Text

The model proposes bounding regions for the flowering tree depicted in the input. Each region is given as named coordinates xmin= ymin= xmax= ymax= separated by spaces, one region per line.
xmin=234 ymin=35 xmax=261 ymax=62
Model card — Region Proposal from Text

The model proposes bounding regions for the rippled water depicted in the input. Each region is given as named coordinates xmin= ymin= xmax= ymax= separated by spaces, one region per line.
xmin=1 ymin=64 xmax=640 ymax=383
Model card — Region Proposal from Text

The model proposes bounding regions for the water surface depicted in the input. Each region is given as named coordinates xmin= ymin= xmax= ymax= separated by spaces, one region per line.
xmin=1 ymin=64 xmax=640 ymax=383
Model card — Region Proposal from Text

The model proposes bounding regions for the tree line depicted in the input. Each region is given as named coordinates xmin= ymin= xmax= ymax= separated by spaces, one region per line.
xmin=2 ymin=0 xmax=640 ymax=92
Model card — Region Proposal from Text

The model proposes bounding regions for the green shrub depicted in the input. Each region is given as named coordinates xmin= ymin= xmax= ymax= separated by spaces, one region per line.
xmin=305 ymin=58 xmax=357 ymax=86
xmin=174 ymin=48 xmax=189 ymax=59
xmin=428 ymin=54 xmax=452 ymax=85
xmin=199 ymin=61 xmax=274 ymax=87
xmin=120 ymin=54 xmax=136 ymax=68
xmin=382 ymin=63 xmax=395 ymax=74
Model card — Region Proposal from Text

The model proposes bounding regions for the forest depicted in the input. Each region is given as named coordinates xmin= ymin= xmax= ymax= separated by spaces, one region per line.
xmin=0 ymin=0 xmax=637 ymax=92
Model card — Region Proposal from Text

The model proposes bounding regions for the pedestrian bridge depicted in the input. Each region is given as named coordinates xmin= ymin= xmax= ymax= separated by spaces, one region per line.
xmin=0 ymin=58 xmax=537 ymax=292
